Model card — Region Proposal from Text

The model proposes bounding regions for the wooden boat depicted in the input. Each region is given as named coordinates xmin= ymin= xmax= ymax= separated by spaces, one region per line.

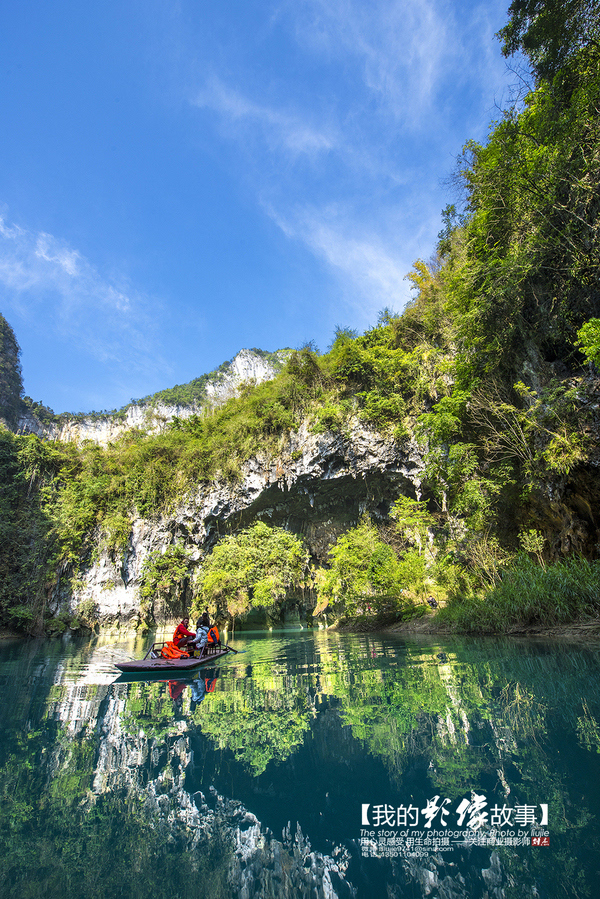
xmin=114 ymin=640 xmax=234 ymax=673
xmin=113 ymin=665 xmax=221 ymax=685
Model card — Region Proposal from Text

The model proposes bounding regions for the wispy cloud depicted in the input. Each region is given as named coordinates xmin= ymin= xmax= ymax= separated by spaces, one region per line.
xmin=194 ymin=77 xmax=336 ymax=157
xmin=267 ymin=202 xmax=420 ymax=321
xmin=289 ymin=0 xmax=450 ymax=124
xmin=186 ymin=0 xmax=509 ymax=330
xmin=0 ymin=211 xmax=170 ymax=387
xmin=289 ymin=0 xmax=508 ymax=125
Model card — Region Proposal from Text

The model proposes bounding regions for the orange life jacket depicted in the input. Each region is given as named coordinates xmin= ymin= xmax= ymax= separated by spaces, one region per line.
xmin=207 ymin=626 xmax=220 ymax=644
xmin=161 ymin=641 xmax=189 ymax=659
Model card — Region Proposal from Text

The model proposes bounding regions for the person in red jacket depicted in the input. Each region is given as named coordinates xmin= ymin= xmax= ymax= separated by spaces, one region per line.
xmin=173 ymin=617 xmax=195 ymax=648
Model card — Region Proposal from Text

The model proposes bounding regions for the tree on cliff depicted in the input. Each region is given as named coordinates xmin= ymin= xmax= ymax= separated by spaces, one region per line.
xmin=498 ymin=0 xmax=600 ymax=85
xmin=0 ymin=313 xmax=24 ymax=430
xmin=195 ymin=522 xmax=308 ymax=622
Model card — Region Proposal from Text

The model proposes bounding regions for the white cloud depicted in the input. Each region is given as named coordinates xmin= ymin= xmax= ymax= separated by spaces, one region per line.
xmin=184 ymin=0 xmax=511 ymax=335
xmin=288 ymin=0 xmax=453 ymax=124
xmin=309 ymin=225 xmax=411 ymax=314
xmin=194 ymin=77 xmax=336 ymax=157
xmin=0 ymin=212 xmax=169 ymax=383
xmin=289 ymin=0 xmax=508 ymax=126
xmin=35 ymin=234 xmax=81 ymax=277
xmin=267 ymin=202 xmax=417 ymax=321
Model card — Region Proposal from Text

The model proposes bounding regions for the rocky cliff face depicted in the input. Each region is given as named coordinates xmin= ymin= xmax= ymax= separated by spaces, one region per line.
xmin=66 ymin=420 xmax=424 ymax=626
xmin=203 ymin=348 xmax=288 ymax=405
xmin=18 ymin=348 xmax=288 ymax=445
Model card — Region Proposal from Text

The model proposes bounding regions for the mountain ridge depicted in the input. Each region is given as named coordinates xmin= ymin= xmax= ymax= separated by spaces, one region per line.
xmin=14 ymin=346 xmax=291 ymax=445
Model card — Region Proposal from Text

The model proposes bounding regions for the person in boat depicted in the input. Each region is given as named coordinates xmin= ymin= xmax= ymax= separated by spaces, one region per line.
xmin=192 ymin=612 xmax=221 ymax=653
xmin=173 ymin=617 xmax=196 ymax=648
xmin=192 ymin=612 xmax=211 ymax=653
xmin=207 ymin=620 xmax=221 ymax=647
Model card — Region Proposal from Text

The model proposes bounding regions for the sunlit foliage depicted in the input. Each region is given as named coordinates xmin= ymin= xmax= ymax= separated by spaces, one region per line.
xmin=2 ymin=0 xmax=600 ymax=632
xmin=194 ymin=522 xmax=308 ymax=620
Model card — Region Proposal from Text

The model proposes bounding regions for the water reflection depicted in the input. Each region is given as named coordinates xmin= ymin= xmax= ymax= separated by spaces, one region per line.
xmin=0 ymin=630 xmax=599 ymax=897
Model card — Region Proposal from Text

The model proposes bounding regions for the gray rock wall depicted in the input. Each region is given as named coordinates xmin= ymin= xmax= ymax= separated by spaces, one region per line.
xmin=69 ymin=420 xmax=424 ymax=627
xmin=17 ymin=348 xmax=288 ymax=446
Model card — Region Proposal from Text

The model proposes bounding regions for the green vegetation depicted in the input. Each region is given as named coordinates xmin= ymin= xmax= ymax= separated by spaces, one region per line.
xmin=139 ymin=544 xmax=193 ymax=621
xmin=0 ymin=724 xmax=233 ymax=899
xmin=315 ymin=514 xmax=428 ymax=620
xmin=439 ymin=555 xmax=600 ymax=633
xmin=577 ymin=317 xmax=600 ymax=368
xmin=0 ymin=431 xmax=58 ymax=631
xmin=316 ymin=516 xmax=402 ymax=611
xmin=0 ymin=314 xmax=24 ymax=430
xmin=194 ymin=522 xmax=308 ymax=622
xmin=1 ymin=0 xmax=600 ymax=633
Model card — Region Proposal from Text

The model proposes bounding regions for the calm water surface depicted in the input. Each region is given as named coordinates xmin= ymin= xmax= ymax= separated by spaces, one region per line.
xmin=1 ymin=628 xmax=599 ymax=898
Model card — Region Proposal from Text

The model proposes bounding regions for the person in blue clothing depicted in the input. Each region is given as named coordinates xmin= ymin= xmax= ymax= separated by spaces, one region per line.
xmin=193 ymin=612 xmax=211 ymax=652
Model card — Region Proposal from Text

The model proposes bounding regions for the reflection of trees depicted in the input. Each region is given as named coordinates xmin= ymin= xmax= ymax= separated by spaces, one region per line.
xmin=3 ymin=634 xmax=600 ymax=898
xmin=0 ymin=713 xmax=233 ymax=898
xmin=577 ymin=700 xmax=600 ymax=754
xmin=327 ymin=644 xmax=489 ymax=788
xmin=122 ymin=679 xmax=188 ymax=741
xmin=0 ymin=654 xmax=335 ymax=898
xmin=319 ymin=636 xmax=600 ymax=899
xmin=118 ymin=660 xmax=316 ymax=778
xmin=195 ymin=680 xmax=314 ymax=775
xmin=318 ymin=637 xmax=599 ymax=782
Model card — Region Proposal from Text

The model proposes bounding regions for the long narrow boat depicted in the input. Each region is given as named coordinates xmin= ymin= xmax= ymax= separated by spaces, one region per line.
xmin=114 ymin=641 xmax=234 ymax=673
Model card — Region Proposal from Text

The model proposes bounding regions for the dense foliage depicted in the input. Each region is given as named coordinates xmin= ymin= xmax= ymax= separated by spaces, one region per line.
xmin=194 ymin=522 xmax=308 ymax=622
xmin=0 ymin=314 xmax=23 ymax=430
xmin=0 ymin=431 xmax=58 ymax=631
xmin=438 ymin=555 xmax=600 ymax=632
xmin=1 ymin=0 xmax=600 ymax=633
xmin=498 ymin=0 xmax=600 ymax=84
xmin=314 ymin=514 xmax=430 ymax=619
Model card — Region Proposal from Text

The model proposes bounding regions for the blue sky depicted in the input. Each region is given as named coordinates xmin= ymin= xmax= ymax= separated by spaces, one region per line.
xmin=1 ymin=0 xmax=515 ymax=413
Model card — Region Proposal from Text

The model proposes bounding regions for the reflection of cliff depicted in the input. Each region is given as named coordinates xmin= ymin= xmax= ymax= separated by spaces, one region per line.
xmin=38 ymin=673 xmax=512 ymax=899
xmin=37 ymin=673 xmax=357 ymax=899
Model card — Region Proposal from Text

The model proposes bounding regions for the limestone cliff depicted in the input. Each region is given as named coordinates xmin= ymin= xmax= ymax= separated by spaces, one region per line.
xmin=18 ymin=348 xmax=289 ymax=445
xmin=66 ymin=421 xmax=424 ymax=627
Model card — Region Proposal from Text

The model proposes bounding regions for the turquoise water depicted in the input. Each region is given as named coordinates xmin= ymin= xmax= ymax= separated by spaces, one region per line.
xmin=1 ymin=628 xmax=599 ymax=898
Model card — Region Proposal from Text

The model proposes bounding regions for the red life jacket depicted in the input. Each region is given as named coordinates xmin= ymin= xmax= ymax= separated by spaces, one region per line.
xmin=173 ymin=622 xmax=195 ymax=643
